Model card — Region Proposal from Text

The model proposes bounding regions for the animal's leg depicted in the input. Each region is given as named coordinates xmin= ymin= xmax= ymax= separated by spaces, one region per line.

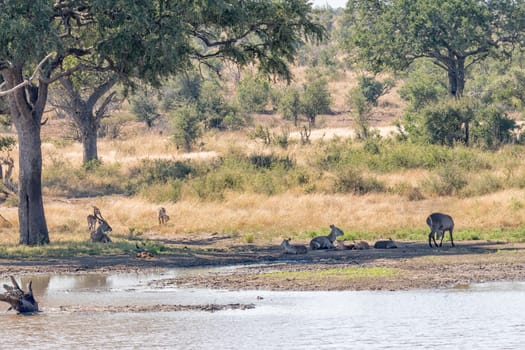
xmin=429 ymin=231 xmax=437 ymax=247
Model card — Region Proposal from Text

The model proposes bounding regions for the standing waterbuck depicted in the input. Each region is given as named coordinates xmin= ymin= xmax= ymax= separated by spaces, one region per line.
xmin=310 ymin=224 xmax=344 ymax=250
xmin=87 ymin=206 xmax=103 ymax=231
xmin=158 ymin=207 xmax=170 ymax=225
xmin=427 ymin=212 xmax=455 ymax=248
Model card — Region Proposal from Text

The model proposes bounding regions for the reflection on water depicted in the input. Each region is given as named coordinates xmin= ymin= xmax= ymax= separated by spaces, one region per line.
xmin=1 ymin=271 xmax=525 ymax=349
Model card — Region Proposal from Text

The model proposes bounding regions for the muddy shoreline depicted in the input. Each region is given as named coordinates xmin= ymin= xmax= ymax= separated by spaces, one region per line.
xmin=2 ymin=240 xmax=525 ymax=291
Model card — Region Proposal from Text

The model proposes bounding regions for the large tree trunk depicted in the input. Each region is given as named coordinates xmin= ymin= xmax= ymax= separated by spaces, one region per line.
xmin=78 ymin=108 xmax=99 ymax=164
xmin=2 ymin=67 xmax=50 ymax=245
xmin=447 ymin=55 xmax=466 ymax=98
xmin=16 ymin=119 xmax=49 ymax=245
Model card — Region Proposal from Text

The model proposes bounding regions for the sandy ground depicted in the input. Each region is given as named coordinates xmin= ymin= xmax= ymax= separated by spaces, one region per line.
xmin=2 ymin=235 xmax=525 ymax=292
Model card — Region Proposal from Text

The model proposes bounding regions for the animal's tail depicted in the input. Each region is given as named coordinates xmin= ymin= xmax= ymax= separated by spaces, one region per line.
xmin=426 ymin=215 xmax=432 ymax=228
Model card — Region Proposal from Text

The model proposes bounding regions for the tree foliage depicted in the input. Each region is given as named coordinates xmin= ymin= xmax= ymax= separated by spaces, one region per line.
xmin=398 ymin=61 xmax=448 ymax=112
xmin=131 ymin=92 xmax=161 ymax=128
xmin=278 ymin=85 xmax=302 ymax=125
xmin=237 ymin=75 xmax=272 ymax=113
xmin=342 ymin=0 xmax=525 ymax=97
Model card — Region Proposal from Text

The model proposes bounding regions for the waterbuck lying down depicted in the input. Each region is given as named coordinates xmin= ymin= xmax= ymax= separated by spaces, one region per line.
xmin=374 ymin=239 xmax=398 ymax=249
xmin=310 ymin=224 xmax=344 ymax=250
xmin=90 ymin=218 xmax=113 ymax=243
xmin=280 ymin=238 xmax=308 ymax=254
xmin=427 ymin=212 xmax=455 ymax=248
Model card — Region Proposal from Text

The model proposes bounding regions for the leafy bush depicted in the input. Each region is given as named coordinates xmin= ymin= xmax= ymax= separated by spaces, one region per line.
xmin=470 ymin=105 xmax=516 ymax=148
xmin=332 ymin=168 xmax=384 ymax=194
xmin=277 ymin=85 xmax=301 ymax=125
xmin=399 ymin=61 xmax=448 ymax=111
xmin=237 ymin=75 xmax=272 ymax=113
xmin=43 ymin=161 xmax=128 ymax=197
xmin=422 ymin=166 xmax=467 ymax=196
xmin=419 ymin=99 xmax=473 ymax=145
xmin=460 ymin=174 xmax=502 ymax=197
xmin=301 ymin=77 xmax=331 ymax=126
xmin=171 ymin=104 xmax=203 ymax=151
xmin=138 ymin=180 xmax=184 ymax=203
xmin=189 ymin=169 xmax=243 ymax=200
xmin=130 ymin=160 xmax=194 ymax=185
xmin=248 ymin=154 xmax=295 ymax=170
xmin=130 ymin=92 xmax=160 ymax=128
xmin=357 ymin=75 xmax=394 ymax=106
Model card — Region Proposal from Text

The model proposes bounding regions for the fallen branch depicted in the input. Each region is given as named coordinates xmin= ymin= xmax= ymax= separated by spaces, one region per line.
xmin=0 ymin=276 xmax=39 ymax=314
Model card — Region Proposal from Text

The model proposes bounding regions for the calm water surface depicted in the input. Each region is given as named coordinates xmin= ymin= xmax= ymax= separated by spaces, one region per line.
xmin=1 ymin=269 xmax=524 ymax=349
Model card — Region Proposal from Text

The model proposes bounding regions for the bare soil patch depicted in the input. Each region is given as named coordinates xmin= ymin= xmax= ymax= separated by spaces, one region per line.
xmin=2 ymin=235 xmax=525 ymax=291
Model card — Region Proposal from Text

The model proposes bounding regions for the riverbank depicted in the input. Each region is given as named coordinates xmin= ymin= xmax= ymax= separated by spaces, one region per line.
xmin=2 ymin=238 xmax=525 ymax=291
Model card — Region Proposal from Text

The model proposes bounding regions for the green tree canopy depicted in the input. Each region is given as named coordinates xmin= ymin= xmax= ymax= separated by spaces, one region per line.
xmin=342 ymin=0 xmax=525 ymax=97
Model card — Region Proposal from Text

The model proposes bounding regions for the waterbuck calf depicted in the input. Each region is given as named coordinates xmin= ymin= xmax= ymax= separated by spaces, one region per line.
xmin=87 ymin=206 xmax=104 ymax=231
xmin=374 ymin=239 xmax=398 ymax=249
xmin=310 ymin=224 xmax=344 ymax=250
xmin=158 ymin=207 xmax=170 ymax=225
xmin=281 ymin=238 xmax=307 ymax=254
xmin=427 ymin=212 xmax=455 ymax=248
xmin=90 ymin=218 xmax=113 ymax=243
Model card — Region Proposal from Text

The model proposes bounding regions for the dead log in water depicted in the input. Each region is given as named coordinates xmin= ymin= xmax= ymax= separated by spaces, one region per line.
xmin=0 ymin=276 xmax=39 ymax=314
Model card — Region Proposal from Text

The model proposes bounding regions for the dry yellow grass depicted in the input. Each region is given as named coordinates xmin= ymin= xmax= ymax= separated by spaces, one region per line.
xmin=0 ymin=187 xmax=521 ymax=246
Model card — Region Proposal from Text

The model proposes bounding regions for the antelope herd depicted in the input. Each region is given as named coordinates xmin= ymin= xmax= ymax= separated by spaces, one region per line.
xmin=85 ymin=206 xmax=172 ymax=243
xmin=86 ymin=206 xmax=112 ymax=243
xmin=83 ymin=206 xmax=455 ymax=253
xmin=280 ymin=213 xmax=455 ymax=255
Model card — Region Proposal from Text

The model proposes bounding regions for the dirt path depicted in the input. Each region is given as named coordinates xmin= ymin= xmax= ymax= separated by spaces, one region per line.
xmin=2 ymin=237 xmax=525 ymax=291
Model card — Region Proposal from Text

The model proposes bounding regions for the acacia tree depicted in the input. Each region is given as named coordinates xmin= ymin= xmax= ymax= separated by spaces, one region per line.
xmin=342 ymin=0 xmax=525 ymax=97
xmin=0 ymin=0 xmax=325 ymax=245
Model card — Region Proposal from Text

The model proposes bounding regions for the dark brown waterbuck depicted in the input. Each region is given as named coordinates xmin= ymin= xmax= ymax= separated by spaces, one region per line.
xmin=427 ymin=212 xmax=455 ymax=248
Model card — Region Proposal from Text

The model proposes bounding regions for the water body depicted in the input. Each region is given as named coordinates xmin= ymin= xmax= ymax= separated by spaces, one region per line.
xmin=1 ymin=270 xmax=524 ymax=349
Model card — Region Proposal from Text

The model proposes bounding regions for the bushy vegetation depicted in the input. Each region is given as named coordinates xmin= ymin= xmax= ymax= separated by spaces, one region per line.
xmin=40 ymin=133 xmax=525 ymax=205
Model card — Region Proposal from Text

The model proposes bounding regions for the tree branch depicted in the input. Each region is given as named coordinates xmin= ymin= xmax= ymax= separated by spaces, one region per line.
xmin=0 ymin=53 xmax=54 ymax=97
xmin=95 ymin=91 xmax=117 ymax=121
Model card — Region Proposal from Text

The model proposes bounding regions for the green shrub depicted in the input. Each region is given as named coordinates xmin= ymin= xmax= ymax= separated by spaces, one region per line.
xmin=130 ymin=92 xmax=160 ymax=128
xmin=189 ymin=168 xmax=244 ymax=200
xmin=460 ymin=174 xmax=502 ymax=197
xmin=43 ymin=161 xmax=127 ymax=197
xmin=422 ymin=166 xmax=467 ymax=196
xmin=301 ymin=77 xmax=331 ymax=126
xmin=171 ymin=104 xmax=203 ymax=151
xmin=332 ymin=169 xmax=384 ymax=194
xmin=138 ymin=180 xmax=183 ymax=203
xmin=237 ymin=75 xmax=272 ymax=113
xmin=248 ymin=154 xmax=295 ymax=170
xmin=130 ymin=159 xmax=194 ymax=185
xmin=471 ymin=105 xmax=517 ymax=149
